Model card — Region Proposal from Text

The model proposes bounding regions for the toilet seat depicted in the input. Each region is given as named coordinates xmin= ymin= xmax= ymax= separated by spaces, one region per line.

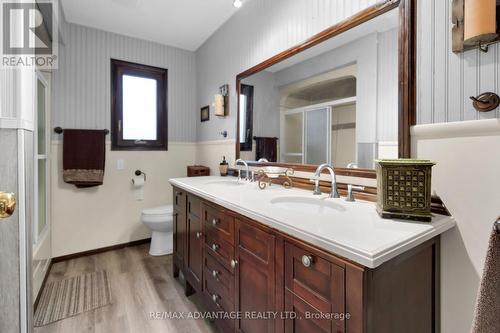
xmin=142 ymin=205 xmax=173 ymax=216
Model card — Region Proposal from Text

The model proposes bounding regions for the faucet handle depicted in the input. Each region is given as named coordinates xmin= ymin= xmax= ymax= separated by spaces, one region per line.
xmin=346 ymin=185 xmax=365 ymax=202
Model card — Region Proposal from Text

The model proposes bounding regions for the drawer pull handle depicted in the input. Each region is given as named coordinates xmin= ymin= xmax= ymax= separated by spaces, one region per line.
xmin=212 ymin=243 xmax=219 ymax=252
xmin=212 ymin=218 xmax=218 ymax=226
xmin=302 ymin=255 xmax=314 ymax=268
xmin=212 ymin=293 xmax=221 ymax=308
xmin=196 ymin=232 xmax=202 ymax=239
xmin=212 ymin=270 xmax=219 ymax=279
xmin=231 ymin=259 xmax=238 ymax=269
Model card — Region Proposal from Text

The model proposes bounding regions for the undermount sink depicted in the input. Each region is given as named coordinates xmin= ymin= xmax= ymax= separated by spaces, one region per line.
xmin=270 ymin=196 xmax=347 ymax=215
xmin=204 ymin=179 xmax=245 ymax=186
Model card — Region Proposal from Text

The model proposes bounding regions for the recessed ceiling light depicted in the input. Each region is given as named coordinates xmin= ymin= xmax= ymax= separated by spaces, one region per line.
xmin=233 ymin=0 xmax=242 ymax=8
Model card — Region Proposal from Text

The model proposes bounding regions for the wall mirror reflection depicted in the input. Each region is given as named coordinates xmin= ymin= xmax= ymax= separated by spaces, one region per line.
xmin=237 ymin=6 xmax=400 ymax=170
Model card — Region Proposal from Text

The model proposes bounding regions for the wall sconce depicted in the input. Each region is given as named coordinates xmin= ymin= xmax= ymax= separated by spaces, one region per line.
xmin=453 ymin=0 xmax=499 ymax=53
xmin=464 ymin=0 xmax=497 ymax=52
xmin=213 ymin=84 xmax=229 ymax=117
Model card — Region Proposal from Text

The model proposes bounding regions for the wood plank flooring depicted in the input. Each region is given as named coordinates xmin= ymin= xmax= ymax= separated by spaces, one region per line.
xmin=34 ymin=244 xmax=218 ymax=333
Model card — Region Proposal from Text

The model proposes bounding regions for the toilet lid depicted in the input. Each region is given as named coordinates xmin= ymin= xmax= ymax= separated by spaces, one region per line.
xmin=142 ymin=205 xmax=173 ymax=216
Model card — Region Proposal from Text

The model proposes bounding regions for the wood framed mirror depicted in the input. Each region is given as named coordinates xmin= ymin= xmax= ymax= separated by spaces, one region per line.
xmin=235 ymin=0 xmax=416 ymax=179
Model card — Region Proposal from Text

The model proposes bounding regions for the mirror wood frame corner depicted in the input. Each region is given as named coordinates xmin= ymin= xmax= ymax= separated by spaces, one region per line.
xmin=235 ymin=0 xmax=416 ymax=179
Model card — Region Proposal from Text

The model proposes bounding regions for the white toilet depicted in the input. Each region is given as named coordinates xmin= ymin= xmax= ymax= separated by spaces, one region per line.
xmin=141 ymin=205 xmax=174 ymax=256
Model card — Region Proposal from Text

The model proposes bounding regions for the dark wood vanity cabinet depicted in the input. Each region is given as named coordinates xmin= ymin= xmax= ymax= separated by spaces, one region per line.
xmin=185 ymin=195 xmax=204 ymax=292
xmin=172 ymin=187 xmax=440 ymax=333
xmin=172 ymin=189 xmax=186 ymax=278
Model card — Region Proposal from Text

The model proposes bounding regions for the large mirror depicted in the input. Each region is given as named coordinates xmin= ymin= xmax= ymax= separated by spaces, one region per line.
xmin=236 ymin=0 xmax=414 ymax=174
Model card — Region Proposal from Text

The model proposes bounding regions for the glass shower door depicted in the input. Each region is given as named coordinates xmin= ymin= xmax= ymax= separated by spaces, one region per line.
xmin=304 ymin=107 xmax=331 ymax=165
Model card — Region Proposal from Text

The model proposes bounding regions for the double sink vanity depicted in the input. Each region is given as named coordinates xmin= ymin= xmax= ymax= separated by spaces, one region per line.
xmin=169 ymin=175 xmax=455 ymax=333
xmin=169 ymin=1 xmax=456 ymax=332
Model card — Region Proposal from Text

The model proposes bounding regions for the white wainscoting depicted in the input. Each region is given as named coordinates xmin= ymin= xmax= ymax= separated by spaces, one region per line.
xmin=412 ymin=119 xmax=500 ymax=333
xmin=50 ymin=141 xmax=197 ymax=257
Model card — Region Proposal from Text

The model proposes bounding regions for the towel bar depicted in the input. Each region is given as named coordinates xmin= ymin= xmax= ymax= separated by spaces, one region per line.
xmin=495 ymin=218 xmax=500 ymax=234
xmin=54 ymin=127 xmax=109 ymax=135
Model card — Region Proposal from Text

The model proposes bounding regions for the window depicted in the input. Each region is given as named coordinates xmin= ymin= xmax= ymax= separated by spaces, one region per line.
xmin=35 ymin=73 xmax=49 ymax=244
xmin=111 ymin=59 xmax=168 ymax=150
xmin=239 ymin=84 xmax=254 ymax=151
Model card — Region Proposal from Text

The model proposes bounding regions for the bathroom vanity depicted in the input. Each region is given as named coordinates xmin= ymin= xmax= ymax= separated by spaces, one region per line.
xmin=168 ymin=1 xmax=452 ymax=332
xmin=170 ymin=176 xmax=455 ymax=333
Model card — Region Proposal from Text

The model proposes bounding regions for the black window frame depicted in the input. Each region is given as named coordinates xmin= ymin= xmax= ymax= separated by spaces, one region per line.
xmin=111 ymin=59 xmax=168 ymax=151
xmin=239 ymin=84 xmax=254 ymax=152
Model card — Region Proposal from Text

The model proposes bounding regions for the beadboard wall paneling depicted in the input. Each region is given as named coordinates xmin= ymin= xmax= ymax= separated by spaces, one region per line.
xmin=377 ymin=27 xmax=398 ymax=142
xmin=417 ymin=0 xmax=500 ymax=124
xmin=0 ymin=70 xmax=16 ymax=119
xmin=196 ymin=0 xmax=379 ymax=142
xmin=52 ymin=22 xmax=197 ymax=142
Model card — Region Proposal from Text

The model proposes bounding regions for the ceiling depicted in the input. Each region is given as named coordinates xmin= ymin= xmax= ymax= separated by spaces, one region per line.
xmin=60 ymin=0 xmax=245 ymax=51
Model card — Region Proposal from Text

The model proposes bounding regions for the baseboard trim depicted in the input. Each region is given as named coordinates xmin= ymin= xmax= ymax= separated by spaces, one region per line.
xmin=52 ymin=238 xmax=152 ymax=263
xmin=33 ymin=259 xmax=53 ymax=312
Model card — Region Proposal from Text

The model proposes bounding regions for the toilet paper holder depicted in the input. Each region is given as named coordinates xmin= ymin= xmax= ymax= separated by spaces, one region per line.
xmin=134 ymin=170 xmax=146 ymax=181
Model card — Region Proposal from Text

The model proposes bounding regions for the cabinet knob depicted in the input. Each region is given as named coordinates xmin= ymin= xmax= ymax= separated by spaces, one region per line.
xmin=212 ymin=270 xmax=219 ymax=279
xmin=231 ymin=259 xmax=238 ymax=269
xmin=212 ymin=293 xmax=221 ymax=308
xmin=196 ymin=232 xmax=202 ymax=239
xmin=301 ymin=255 xmax=314 ymax=268
xmin=212 ymin=218 xmax=218 ymax=226
xmin=212 ymin=243 xmax=219 ymax=252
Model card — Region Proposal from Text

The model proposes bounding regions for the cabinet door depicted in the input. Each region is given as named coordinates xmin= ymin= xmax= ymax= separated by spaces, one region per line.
xmin=234 ymin=219 xmax=275 ymax=333
xmin=185 ymin=214 xmax=203 ymax=291
xmin=173 ymin=189 xmax=186 ymax=275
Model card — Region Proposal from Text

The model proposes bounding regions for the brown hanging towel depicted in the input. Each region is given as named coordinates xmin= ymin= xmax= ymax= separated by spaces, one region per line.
xmin=470 ymin=221 xmax=500 ymax=333
xmin=254 ymin=137 xmax=278 ymax=162
xmin=63 ymin=129 xmax=106 ymax=188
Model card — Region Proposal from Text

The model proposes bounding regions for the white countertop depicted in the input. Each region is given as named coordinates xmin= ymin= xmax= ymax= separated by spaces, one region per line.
xmin=169 ymin=176 xmax=456 ymax=268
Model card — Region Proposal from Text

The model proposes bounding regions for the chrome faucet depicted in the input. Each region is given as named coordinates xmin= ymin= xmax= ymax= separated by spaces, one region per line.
xmin=235 ymin=159 xmax=250 ymax=181
xmin=345 ymin=163 xmax=365 ymax=202
xmin=311 ymin=164 xmax=340 ymax=198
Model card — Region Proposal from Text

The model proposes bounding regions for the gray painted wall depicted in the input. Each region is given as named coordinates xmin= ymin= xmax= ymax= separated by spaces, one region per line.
xmin=195 ymin=0 xmax=379 ymax=142
xmin=417 ymin=0 xmax=500 ymax=123
xmin=241 ymin=71 xmax=280 ymax=139
xmin=52 ymin=21 xmax=197 ymax=142
xmin=0 ymin=129 xmax=20 ymax=333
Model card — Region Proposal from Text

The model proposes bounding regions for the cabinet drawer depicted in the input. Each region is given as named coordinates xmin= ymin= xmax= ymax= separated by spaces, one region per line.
xmin=204 ymin=252 xmax=234 ymax=302
xmin=203 ymin=272 xmax=235 ymax=333
xmin=188 ymin=195 xmax=202 ymax=219
xmin=205 ymin=227 xmax=235 ymax=272
xmin=202 ymin=203 xmax=234 ymax=245
xmin=285 ymin=290 xmax=333 ymax=333
xmin=285 ymin=242 xmax=345 ymax=325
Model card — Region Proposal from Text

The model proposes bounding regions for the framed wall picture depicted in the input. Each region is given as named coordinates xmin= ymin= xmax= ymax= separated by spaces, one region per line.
xmin=201 ymin=105 xmax=210 ymax=122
